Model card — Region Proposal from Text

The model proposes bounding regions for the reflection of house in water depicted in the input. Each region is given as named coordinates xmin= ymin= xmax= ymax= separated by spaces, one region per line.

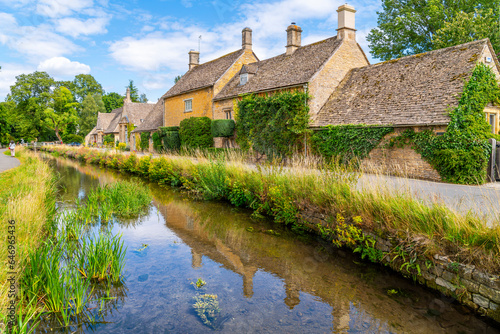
xmin=154 ymin=199 xmax=355 ymax=332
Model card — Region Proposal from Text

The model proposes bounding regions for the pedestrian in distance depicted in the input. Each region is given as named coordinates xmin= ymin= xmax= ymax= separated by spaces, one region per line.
xmin=9 ymin=140 xmax=15 ymax=157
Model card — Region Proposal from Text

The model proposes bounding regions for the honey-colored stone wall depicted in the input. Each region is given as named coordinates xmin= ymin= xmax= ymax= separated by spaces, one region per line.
xmin=164 ymin=87 xmax=213 ymax=127
xmin=308 ymin=40 xmax=369 ymax=119
xmin=360 ymin=126 xmax=446 ymax=181
xmin=213 ymin=50 xmax=259 ymax=96
xmin=480 ymin=44 xmax=500 ymax=80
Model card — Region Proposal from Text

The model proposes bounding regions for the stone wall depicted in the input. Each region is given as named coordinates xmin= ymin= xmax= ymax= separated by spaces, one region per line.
xmin=360 ymin=126 xmax=445 ymax=182
xmin=299 ymin=210 xmax=500 ymax=323
xmin=164 ymin=86 xmax=213 ymax=127
xmin=213 ymin=137 xmax=238 ymax=149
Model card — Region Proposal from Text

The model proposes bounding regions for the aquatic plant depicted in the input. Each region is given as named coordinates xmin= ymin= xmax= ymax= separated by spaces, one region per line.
xmin=191 ymin=278 xmax=207 ymax=289
xmin=192 ymin=294 xmax=221 ymax=329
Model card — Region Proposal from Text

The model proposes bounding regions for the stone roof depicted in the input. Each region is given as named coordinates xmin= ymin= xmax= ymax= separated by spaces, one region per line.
xmin=104 ymin=108 xmax=122 ymax=134
xmin=163 ymin=49 xmax=246 ymax=98
xmin=88 ymin=126 xmax=97 ymax=136
xmin=214 ymin=37 xmax=343 ymax=100
xmin=132 ymin=99 xmax=164 ymax=133
xmin=314 ymin=39 xmax=494 ymax=127
xmin=96 ymin=112 xmax=116 ymax=132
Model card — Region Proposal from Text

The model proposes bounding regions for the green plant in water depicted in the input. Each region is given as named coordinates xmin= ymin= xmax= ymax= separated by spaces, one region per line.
xmin=192 ymin=294 xmax=221 ymax=329
xmin=191 ymin=278 xmax=207 ymax=289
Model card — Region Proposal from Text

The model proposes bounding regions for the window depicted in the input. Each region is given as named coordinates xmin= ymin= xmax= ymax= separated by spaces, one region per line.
xmin=239 ymin=73 xmax=248 ymax=86
xmin=140 ymin=119 xmax=144 ymax=123
xmin=490 ymin=114 xmax=497 ymax=134
xmin=184 ymin=99 xmax=193 ymax=112
xmin=224 ymin=109 xmax=232 ymax=120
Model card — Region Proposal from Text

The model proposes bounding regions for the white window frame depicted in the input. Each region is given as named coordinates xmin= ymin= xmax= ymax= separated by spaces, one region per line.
xmin=239 ymin=73 xmax=248 ymax=86
xmin=184 ymin=98 xmax=193 ymax=112
xmin=224 ymin=109 xmax=232 ymax=120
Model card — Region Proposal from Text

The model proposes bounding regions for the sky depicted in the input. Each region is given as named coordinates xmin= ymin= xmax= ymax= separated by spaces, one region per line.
xmin=0 ymin=0 xmax=382 ymax=103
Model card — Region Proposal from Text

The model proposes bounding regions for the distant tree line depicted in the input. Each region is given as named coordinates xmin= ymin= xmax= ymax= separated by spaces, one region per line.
xmin=0 ymin=73 xmax=147 ymax=144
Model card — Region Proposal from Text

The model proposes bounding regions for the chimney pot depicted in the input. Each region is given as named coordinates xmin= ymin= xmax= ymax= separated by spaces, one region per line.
xmin=188 ymin=50 xmax=200 ymax=70
xmin=286 ymin=23 xmax=302 ymax=56
xmin=242 ymin=27 xmax=252 ymax=50
xmin=337 ymin=4 xmax=356 ymax=41
xmin=125 ymin=87 xmax=131 ymax=103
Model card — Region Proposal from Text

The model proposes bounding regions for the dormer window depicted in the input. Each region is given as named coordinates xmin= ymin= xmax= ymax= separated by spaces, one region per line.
xmin=240 ymin=73 xmax=248 ymax=86
xmin=140 ymin=119 xmax=144 ymax=123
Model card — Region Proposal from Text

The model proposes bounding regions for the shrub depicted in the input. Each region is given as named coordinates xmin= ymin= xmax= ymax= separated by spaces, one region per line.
xmin=140 ymin=132 xmax=150 ymax=151
xmin=162 ymin=131 xmax=181 ymax=151
xmin=64 ymin=134 xmax=84 ymax=144
xmin=117 ymin=142 xmax=126 ymax=151
xmin=179 ymin=117 xmax=213 ymax=149
xmin=103 ymin=134 xmax=114 ymax=146
xmin=236 ymin=91 xmax=310 ymax=157
xmin=160 ymin=126 xmax=180 ymax=133
xmin=152 ymin=132 xmax=163 ymax=152
xmin=211 ymin=119 xmax=235 ymax=138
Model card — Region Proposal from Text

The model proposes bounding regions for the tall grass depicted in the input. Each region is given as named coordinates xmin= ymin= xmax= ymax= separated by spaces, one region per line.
xmin=41 ymin=146 xmax=500 ymax=271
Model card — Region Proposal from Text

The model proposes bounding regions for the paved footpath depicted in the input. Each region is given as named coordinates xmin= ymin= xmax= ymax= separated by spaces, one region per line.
xmin=0 ymin=148 xmax=20 ymax=173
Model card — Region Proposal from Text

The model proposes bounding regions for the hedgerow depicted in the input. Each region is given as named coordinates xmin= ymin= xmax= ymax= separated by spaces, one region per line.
xmin=179 ymin=117 xmax=213 ymax=149
xmin=211 ymin=119 xmax=235 ymax=138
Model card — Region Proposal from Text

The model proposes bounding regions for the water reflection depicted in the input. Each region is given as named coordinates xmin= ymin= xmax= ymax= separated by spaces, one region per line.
xmin=43 ymin=156 xmax=500 ymax=334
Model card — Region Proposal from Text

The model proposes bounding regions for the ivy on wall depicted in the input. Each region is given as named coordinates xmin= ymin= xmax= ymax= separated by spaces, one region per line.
xmin=311 ymin=125 xmax=394 ymax=163
xmin=387 ymin=63 xmax=500 ymax=184
xmin=236 ymin=91 xmax=310 ymax=157
xmin=140 ymin=132 xmax=150 ymax=151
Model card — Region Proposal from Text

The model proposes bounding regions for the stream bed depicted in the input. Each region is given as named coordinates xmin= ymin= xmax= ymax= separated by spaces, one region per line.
xmin=37 ymin=156 xmax=500 ymax=333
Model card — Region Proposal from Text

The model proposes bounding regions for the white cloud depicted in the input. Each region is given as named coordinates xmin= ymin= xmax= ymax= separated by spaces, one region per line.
xmin=55 ymin=16 xmax=110 ymax=38
xmin=0 ymin=63 xmax=35 ymax=99
xmin=37 ymin=57 xmax=91 ymax=77
xmin=36 ymin=0 xmax=94 ymax=18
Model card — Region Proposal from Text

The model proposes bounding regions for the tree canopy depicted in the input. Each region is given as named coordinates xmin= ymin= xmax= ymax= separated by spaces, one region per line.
xmin=367 ymin=0 xmax=500 ymax=61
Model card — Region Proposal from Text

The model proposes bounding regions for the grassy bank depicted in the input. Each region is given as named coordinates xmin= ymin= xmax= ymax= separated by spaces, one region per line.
xmin=0 ymin=147 xmax=57 ymax=329
xmin=41 ymin=146 xmax=500 ymax=274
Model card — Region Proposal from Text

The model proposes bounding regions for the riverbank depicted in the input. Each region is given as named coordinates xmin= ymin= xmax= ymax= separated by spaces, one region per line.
xmin=38 ymin=145 xmax=500 ymax=322
xmin=0 ymin=147 xmax=57 ymax=324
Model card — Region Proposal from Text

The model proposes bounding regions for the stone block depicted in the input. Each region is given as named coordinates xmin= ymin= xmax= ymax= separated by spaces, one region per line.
xmin=431 ymin=265 xmax=444 ymax=277
xmin=458 ymin=264 xmax=475 ymax=280
xmin=461 ymin=278 xmax=480 ymax=294
xmin=436 ymin=277 xmax=456 ymax=292
xmin=490 ymin=301 xmax=499 ymax=311
xmin=473 ymin=293 xmax=490 ymax=309
xmin=479 ymin=284 xmax=500 ymax=304
xmin=442 ymin=270 xmax=458 ymax=284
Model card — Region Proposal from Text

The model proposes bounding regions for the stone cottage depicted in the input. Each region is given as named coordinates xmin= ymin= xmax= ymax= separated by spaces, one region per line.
xmin=213 ymin=5 xmax=369 ymax=127
xmin=86 ymin=88 xmax=154 ymax=146
xmin=313 ymin=38 xmax=500 ymax=181
xmin=130 ymin=98 xmax=164 ymax=151
xmin=162 ymin=28 xmax=259 ymax=127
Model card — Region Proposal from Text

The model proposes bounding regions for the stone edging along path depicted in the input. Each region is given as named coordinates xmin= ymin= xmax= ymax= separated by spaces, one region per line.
xmin=37 ymin=146 xmax=500 ymax=323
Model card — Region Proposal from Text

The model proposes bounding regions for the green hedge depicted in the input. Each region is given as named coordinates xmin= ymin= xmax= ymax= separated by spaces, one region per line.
xmin=152 ymin=132 xmax=162 ymax=152
xmin=179 ymin=117 xmax=213 ymax=149
xmin=140 ymin=132 xmax=150 ymax=151
xmin=311 ymin=125 xmax=393 ymax=163
xmin=160 ymin=126 xmax=180 ymax=133
xmin=211 ymin=119 xmax=235 ymax=138
xmin=236 ymin=91 xmax=310 ymax=157
xmin=162 ymin=131 xmax=181 ymax=151
xmin=64 ymin=134 xmax=84 ymax=144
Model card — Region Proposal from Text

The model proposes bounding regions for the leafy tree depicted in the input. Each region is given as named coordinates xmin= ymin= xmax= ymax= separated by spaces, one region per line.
xmin=80 ymin=93 xmax=106 ymax=136
xmin=8 ymin=71 xmax=54 ymax=104
xmin=0 ymin=102 xmax=15 ymax=144
xmin=70 ymin=74 xmax=104 ymax=103
xmin=44 ymin=87 xmax=79 ymax=142
xmin=127 ymin=80 xmax=140 ymax=102
xmin=139 ymin=93 xmax=148 ymax=103
xmin=367 ymin=0 xmax=500 ymax=60
xmin=174 ymin=75 xmax=182 ymax=84
xmin=103 ymin=92 xmax=124 ymax=112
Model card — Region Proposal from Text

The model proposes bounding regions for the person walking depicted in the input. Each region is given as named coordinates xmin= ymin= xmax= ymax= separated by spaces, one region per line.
xmin=9 ymin=140 xmax=15 ymax=157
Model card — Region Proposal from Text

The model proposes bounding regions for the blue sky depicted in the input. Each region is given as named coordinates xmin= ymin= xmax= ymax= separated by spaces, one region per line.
xmin=0 ymin=0 xmax=382 ymax=102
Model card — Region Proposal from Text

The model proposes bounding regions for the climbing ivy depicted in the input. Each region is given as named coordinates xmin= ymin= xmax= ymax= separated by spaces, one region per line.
xmin=311 ymin=125 xmax=394 ymax=163
xmin=140 ymin=132 xmax=150 ymax=151
xmin=236 ymin=91 xmax=311 ymax=157
xmin=388 ymin=63 xmax=500 ymax=184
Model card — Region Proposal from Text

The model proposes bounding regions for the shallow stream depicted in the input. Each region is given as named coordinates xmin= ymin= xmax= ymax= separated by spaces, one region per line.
xmin=38 ymin=156 xmax=500 ymax=333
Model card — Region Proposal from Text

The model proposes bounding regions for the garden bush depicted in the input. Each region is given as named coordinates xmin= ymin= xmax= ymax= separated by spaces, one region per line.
xmin=152 ymin=132 xmax=162 ymax=152
xmin=140 ymin=132 xmax=150 ymax=151
xmin=211 ymin=119 xmax=235 ymax=138
xmin=179 ymin=117 xmax=213 ymax=149
xmin=162 ymin=131 xmax=181 ymax=151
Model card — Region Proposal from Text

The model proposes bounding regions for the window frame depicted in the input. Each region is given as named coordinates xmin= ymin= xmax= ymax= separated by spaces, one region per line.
xmin=239 ymin=73 xmax=248 ymax=86
xmin=184 ymin=98 xmax=193 ymax=113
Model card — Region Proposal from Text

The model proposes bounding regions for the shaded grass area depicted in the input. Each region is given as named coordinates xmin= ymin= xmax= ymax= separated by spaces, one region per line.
xmin=42 ymin=146 xmax=500 ymax=273
xmin=0 ymin=148 xmax=57 ymax=327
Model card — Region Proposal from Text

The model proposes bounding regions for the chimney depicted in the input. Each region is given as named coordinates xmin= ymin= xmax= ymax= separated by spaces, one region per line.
xmin=337 ymin=4 xmax=356 ymax=41
xmin=286 ymin=23 xmax=302 ymax=56
xmin=125 ymin=87 xmax=131 ymax=103
xmin=189 ymin=50 xmax=200 ymax=70
xmin=242 ymin=27 xmax=252 ymax=50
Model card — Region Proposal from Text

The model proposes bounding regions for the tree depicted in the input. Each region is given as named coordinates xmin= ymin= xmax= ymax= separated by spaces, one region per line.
xmin=102 ymin=92 xmax=124 ymax=112
xmin=127 ymin=80 xmax=140 ymax=102
xmin=80 ymin=93 xmax=106 ymax=136
xmin=139 ymin=93 xmax=148 ymax=103
xmin=69 ymin=74 xmax=104 ymax=103
xmin=0 ymin=102 xmax=15 ymax=144
xmin=367 ymin=0 xmax=500 ymax=60
xmin=174 ymin=75 xmax=182 ymax=84
xmin=44 ymin=87 xmax=79 ymax=142
xmin=433 ymin=8 xmax=500 ymax=52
